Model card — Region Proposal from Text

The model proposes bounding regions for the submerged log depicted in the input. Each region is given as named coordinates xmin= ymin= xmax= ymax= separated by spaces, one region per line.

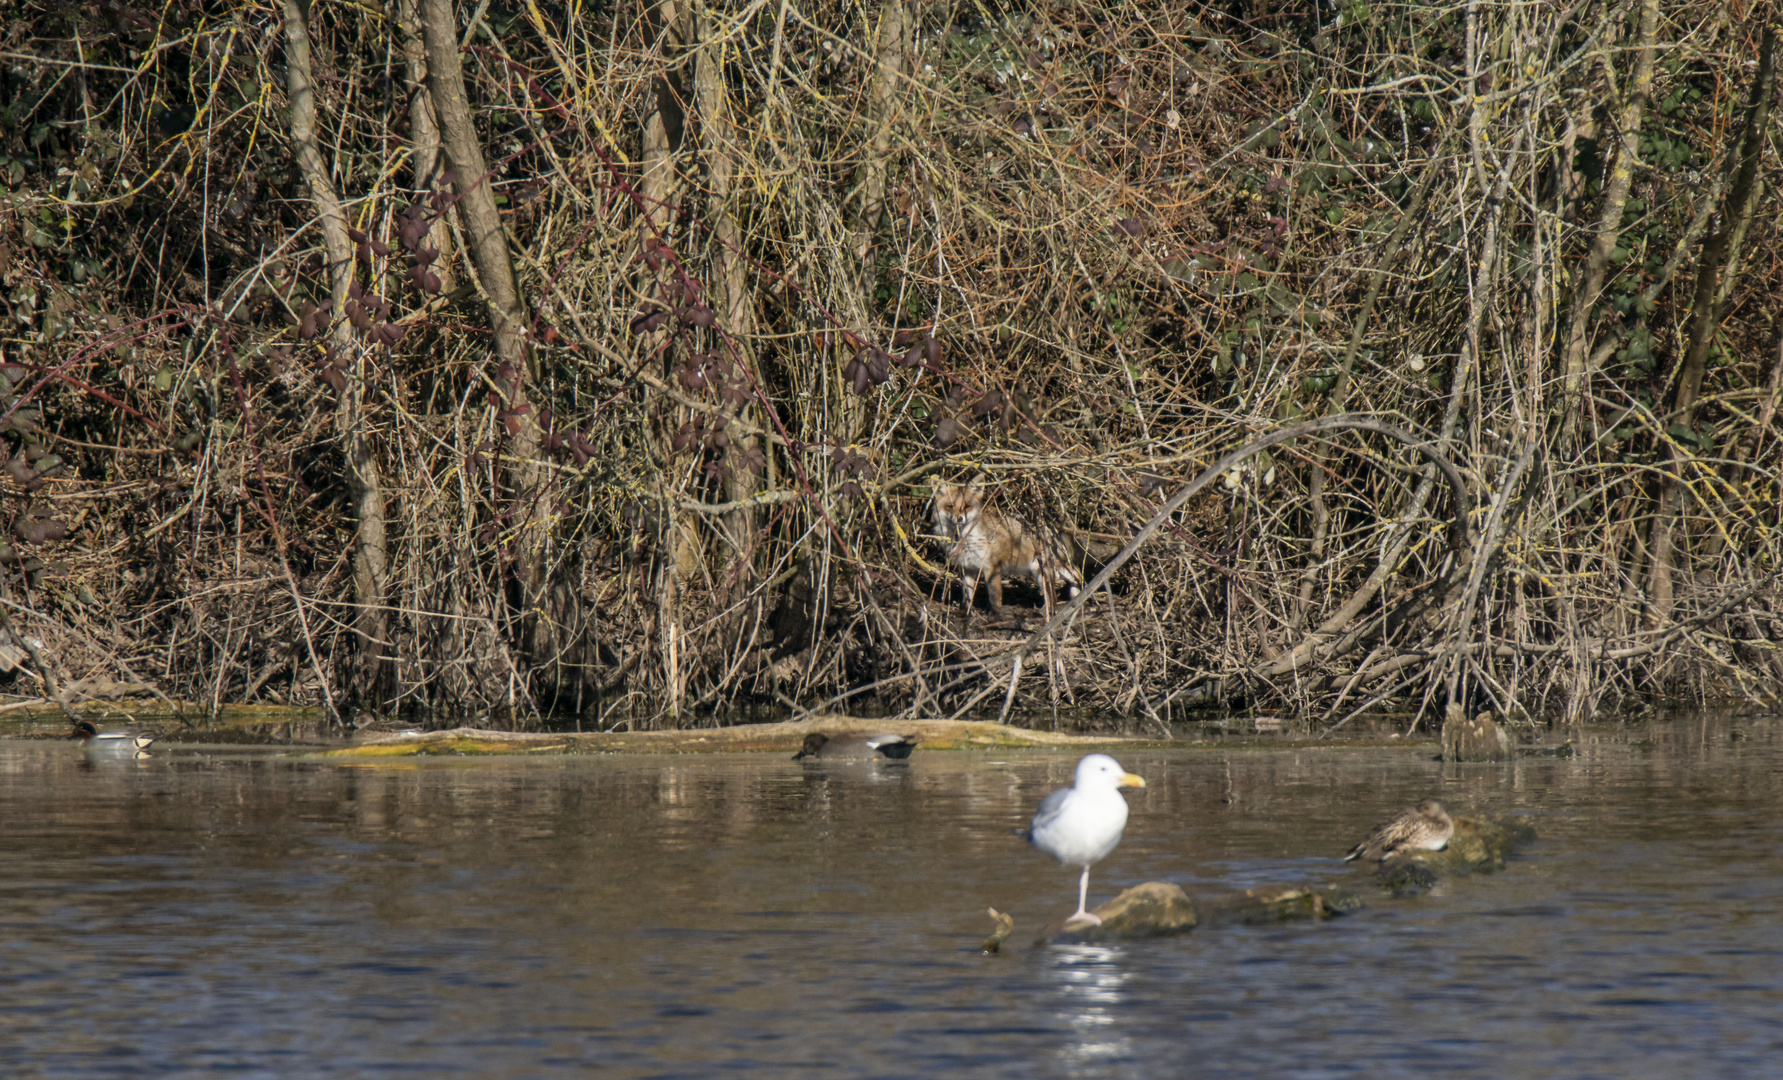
xmin=1195 ymin=883 xmax=1366 ymax=928
xmin=1033 ymin=880 xmax=1359 ymax=945
xmin=980 ymin=908 xmax=1017 ymax=953
xmin=1366 ymin=815 xmax=1536 ymax=893
xmin=1441 ymin=703 xmax=1511 ymax=761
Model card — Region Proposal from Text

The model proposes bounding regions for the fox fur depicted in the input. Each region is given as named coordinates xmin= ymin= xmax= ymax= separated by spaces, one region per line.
xmin=931 ymin=481 xmax=1081 ymax=611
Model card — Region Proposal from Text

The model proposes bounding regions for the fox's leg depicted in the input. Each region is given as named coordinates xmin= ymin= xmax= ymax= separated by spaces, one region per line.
xmin=1040 ymin=547 xmax=1080 ymax=603
xmin=986 ymin=574 xmax=1004 ymax=612
xmin=1027 ymin=558 xmax=1053 ymax=609
xmin=1045 ymin=553 xmax=1081 ymax=603
xmin=960 ymin=571 xmax=978 ymax=609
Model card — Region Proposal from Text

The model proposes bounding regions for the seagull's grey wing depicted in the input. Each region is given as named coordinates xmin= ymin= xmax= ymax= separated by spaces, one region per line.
xmin=1027 ymin=787 xmax=1074 ymax=839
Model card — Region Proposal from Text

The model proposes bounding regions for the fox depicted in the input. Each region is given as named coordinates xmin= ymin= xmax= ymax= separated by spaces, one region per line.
xmin=931 ymin=480 xmax=1082 ymax=612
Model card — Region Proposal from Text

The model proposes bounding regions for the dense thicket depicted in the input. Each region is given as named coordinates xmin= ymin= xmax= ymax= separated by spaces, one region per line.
xmin=0 ymin=0 xmax=1777 ymax=728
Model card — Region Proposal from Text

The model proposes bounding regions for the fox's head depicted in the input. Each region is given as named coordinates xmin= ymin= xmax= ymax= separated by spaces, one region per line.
xmin=931 ymin=482 xmax=985 ymax=537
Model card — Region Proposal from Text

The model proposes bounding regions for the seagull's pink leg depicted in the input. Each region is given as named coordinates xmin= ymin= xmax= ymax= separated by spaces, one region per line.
xmin=1064 ymin=865 xmax=1103 ymax=926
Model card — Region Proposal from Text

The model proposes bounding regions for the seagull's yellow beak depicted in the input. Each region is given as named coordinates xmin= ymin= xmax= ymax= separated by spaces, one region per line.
xmin=1119 ymin=773 xmax=1146 ymax=788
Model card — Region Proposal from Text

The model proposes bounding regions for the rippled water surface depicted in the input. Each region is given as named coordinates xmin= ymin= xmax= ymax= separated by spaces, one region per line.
xmin=4 ymin=713 xmax=1782 ymax=1078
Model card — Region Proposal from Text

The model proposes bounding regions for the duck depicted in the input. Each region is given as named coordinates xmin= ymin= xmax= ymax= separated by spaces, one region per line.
xmin=70 ymin=719 xmax=159 ymax=754
xmin=1026 ymin=754 xmax=1146 ymax=926
xmin=1343 ymin=799 xmax=1454 ymax=862
xmin=792 ymin=732 xmax=919 ymax=761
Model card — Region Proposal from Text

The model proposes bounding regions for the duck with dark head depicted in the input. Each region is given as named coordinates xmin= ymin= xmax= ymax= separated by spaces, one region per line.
xmin=70 ymin=719 xmax=159 ymax=755
xmin=792 ymin=732 xmax=919 ymax=761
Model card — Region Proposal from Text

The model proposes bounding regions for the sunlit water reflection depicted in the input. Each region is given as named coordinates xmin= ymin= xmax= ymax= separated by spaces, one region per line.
xmin=2 ymin=712 xmax=1780 ymax=1077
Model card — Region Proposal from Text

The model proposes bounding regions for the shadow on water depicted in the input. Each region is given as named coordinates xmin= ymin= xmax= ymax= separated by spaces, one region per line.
xmin=1 ymin=709 xmax=1780 ymax=1076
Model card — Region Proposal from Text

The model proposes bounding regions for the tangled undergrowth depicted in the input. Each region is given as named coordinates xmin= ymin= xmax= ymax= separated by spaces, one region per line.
xmin=0 ymin=0 xmax=1778 ymax=730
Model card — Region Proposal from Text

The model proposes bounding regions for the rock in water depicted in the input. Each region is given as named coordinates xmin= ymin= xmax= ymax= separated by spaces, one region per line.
xmin=1441 ymin=704 xmax=1510 ymax=762
xmin=1038 ymin=882 xmax=1199 ymax=944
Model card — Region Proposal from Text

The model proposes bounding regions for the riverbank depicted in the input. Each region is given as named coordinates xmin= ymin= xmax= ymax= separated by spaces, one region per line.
xmin=0 ymin=706 xmax=1442 ymax=755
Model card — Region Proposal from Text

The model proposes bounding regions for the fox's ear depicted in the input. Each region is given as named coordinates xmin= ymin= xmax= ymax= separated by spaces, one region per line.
xmin=968 ymin=472 xmax=989 ymax=492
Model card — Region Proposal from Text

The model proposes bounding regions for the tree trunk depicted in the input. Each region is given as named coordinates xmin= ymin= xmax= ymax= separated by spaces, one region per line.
xmin=640 ymin=0 xmax=694 ymax=719
xmin=1556 ymin=0 xmax=1661 ymax=451
xmin=694 ymin=3 xmax=761 ymax=595
xmin=395 ymin=0 xmax=456 ymax=291
xmin=853 ymin=2 xmax=913 ymax=306
xmin=641 ymin=0 xmax=688 ymax=241
xmin=832 ymin=0 xmax=913 ymax=461
xmin=419 ymin=0 xmax=547 ymax=659
xmin=282 ymin=0 xmax=389 ymax=706
xmin=1645 ymin=23 xmax=1777 ymax=622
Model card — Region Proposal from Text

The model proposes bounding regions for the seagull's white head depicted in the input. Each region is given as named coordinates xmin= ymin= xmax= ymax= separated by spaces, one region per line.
xmin=1074 ymin=753 xmax=1146 ymax=792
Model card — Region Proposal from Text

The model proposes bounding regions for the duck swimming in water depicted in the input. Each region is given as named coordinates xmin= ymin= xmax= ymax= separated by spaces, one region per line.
xmin=792 ymin=732 xmax=919 ymax=761
xmin=70 ymin=719 xmax=159 ymax=754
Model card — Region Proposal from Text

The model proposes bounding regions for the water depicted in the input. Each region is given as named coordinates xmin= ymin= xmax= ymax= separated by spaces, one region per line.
xmin=2 ymin=713 xmax=1781 ymax=1078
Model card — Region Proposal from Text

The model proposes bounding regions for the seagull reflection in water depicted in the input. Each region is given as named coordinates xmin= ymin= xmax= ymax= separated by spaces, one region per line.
xmin=1045 ymin=943 xmax=1136 ymax=1070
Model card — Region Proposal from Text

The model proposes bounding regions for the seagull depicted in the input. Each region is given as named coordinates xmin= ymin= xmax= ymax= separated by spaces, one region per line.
xmin=70 ymin=719 xmax=158 ymax=754
xmin=1026 ymin=754 xmax=1147 ymax=926
xmin=1343 ymin=799 xmax=1454 ymax=862
xmin=792 ymin=732 xmax=919 ymax=761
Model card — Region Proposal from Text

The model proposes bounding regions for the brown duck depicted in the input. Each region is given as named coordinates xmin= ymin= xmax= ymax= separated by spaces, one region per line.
xmin=1344 ymin=799 xmax=1454 ymax=862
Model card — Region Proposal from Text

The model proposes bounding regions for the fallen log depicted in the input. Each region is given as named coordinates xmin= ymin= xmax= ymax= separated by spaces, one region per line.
xmin=1032 ymin=880 xmax=1360 ymax=946
xmin=318 ymin=716 xmax=1155 ymax=757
